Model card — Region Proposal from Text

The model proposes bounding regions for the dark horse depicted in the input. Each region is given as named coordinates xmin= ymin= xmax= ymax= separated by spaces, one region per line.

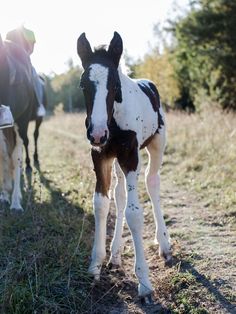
xmin=77 ymin=32 xmax=172 ymax=301
xmin=26 ymin=73 xmax=47 ymax=172
xmin=0 ymin=35 xmax=36 ymax=210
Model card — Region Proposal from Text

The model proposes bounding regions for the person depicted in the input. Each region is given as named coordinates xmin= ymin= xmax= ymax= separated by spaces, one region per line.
xmin=0 ymin=26 xmax=46 ymax=129
xmin=0 ymin=105 xmax=14 ymax=129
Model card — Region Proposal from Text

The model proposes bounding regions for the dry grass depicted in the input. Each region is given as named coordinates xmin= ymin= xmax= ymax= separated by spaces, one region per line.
xmin=0 ymin=109 xmax=235 ymax=313
xmin=165 ymin=109 xmax=236 ymax=214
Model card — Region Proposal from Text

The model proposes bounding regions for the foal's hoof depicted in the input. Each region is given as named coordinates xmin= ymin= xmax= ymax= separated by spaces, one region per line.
xmin=88 ymin=263 xmax=102 ymax=281
xmin=25 ymin=165 xmax=32 ymax=174
xmin=10 ymin=206 xmax=24 ymax=212
xmin=107 ymin=262 xmax=125 ymax=276
xmin=161 ymin=251 xmax=173 ymax=267
xmin=159 ymin=245 xmax=172 ymax=266
xmin=107 ymin=262 xmax=120 ymax=270
xmin=164 ymin=256 xmax=173 ymax=267
xmin=140 ymin=293 xmax=154 ymax=306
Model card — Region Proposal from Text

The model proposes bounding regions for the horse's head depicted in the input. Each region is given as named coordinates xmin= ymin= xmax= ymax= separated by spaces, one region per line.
xmin=77 ymin=32 xmax=123 ymax=147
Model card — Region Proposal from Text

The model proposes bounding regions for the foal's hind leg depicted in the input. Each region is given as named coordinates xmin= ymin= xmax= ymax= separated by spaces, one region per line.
xmin=145 ymin=134 xmax=172 ymax=262
xmin=109 ymin=159 xmax=126 ymax=266
xmin=34 ymin=117 xmax=43 ymax=168
xmin=89 ymin=150 xmax=114 ymax=280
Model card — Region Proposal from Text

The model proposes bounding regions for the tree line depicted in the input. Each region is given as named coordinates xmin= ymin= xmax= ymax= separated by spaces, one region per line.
xmin=44 ymin=0 xmax=236 ymax=113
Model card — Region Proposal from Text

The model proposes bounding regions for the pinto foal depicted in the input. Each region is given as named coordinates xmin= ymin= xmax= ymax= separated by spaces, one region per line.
xmin=77 ymin=32 xmax=172 ymax=299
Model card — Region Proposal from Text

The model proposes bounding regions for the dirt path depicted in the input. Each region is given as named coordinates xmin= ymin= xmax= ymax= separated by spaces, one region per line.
xmin=40 ymin=116 xmax=236 ymax=314
xmin=92 ymin=180 xmax=235 ymax=314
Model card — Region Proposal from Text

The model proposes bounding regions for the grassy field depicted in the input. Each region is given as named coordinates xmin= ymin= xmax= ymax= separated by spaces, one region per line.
xmin=0 ymin=109 xmax=235 ymax=313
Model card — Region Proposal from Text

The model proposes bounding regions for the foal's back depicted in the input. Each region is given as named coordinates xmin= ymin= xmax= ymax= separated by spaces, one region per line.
xmin=114 ymin=72 xmax=165 ymax=149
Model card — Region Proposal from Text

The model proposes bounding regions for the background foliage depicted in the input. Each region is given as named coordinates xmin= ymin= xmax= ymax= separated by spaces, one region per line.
xmin=170 ymin=0 xmax=236 ymax=111
xmin=43 ymin=0 xmax=236 ymax=113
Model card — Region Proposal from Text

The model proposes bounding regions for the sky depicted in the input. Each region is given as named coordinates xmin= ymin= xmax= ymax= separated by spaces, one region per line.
xmin=0 ymin=0 xmax=190 ymax=75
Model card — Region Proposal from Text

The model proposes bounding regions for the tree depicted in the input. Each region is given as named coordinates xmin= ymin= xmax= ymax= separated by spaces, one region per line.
xmin=134 ymin=49 xmax=180 ymax=108
xmin=45 ymin=64 xmax=85 ymax=112
xmin=170 ymin=0 xmax=236 ymax=110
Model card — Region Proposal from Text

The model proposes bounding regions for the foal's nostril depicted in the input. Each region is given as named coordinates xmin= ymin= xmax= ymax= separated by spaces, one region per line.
xmin=88 ymin=128 xmax=108 ymax=146
xmin=100 ymin=130 xmax=108 ymax=145
xmin=100 ymin=135 xmax=106 ymax=145
xmin=90 ymin=136 xmax=95 ymax=144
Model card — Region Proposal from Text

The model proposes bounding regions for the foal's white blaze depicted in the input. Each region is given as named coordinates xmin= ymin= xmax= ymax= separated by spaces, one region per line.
xmin=89 ymin=64 xmax=109 ymax=142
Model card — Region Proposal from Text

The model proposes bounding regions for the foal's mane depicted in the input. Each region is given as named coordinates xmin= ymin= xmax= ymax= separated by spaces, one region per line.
xmin=92 ymin=45 xmax=111 ymax=61
xmin=91 ymin=45 xmax=130 ymax=75
xmin=94 ymin=44 xmax=107 ymax=51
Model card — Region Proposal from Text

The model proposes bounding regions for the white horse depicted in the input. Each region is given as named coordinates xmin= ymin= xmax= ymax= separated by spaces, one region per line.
xmin=77 ymin=31 xmax=172 ymax=301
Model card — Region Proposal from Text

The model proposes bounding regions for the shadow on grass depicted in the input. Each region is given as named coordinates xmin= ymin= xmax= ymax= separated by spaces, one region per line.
xmin=5 ymin=168 xmax=234 ymax=313
xmin=0 ymin=166 xmax=96 ymax=313
xmin=23 ymin=168 xmax=171 ymax=313
xmin=170 ymin=255 xmax=236 ymax=314
xmin=76 ymin=266 xmax=171 ymax=314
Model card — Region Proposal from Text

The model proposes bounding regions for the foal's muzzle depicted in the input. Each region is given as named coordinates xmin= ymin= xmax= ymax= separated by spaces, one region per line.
xmin=87 ymin=124 xmax=109 ymax=147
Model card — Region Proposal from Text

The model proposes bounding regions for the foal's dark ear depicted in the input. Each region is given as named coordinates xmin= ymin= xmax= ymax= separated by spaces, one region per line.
xmin=108 ymin=32 xmax=123 ymax=68
xmin=77 ymin=33 xmax=93 ymax=68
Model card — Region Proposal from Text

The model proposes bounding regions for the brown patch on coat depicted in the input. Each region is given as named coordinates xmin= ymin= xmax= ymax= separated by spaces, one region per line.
xmin=137 ymin=82 xmax=164 ymax=132
xmin=92 ymin=149 xmax=114 ymax=197
xmin=90 ymin=119 xmax=141 ymax=197
xmin=140 ymin=134 xmax=155 ymax=150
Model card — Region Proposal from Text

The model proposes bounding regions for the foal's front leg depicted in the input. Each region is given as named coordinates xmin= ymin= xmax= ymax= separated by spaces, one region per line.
xmin=119 ymin=153 xmax=153 ymax=297
xmin=88 ymin=149 xmax=113 ymax=280
xmin=109 ymin=159 xmax=126 ymax=266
